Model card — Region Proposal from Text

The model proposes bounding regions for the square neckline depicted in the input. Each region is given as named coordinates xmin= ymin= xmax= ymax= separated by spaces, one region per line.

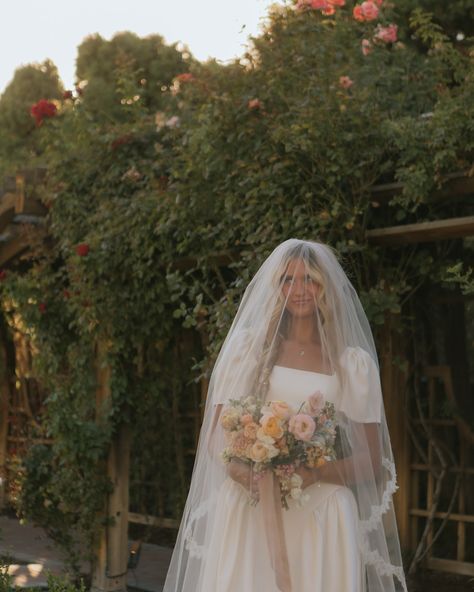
xmin=273 ymin=364 xmax=336 ymax=378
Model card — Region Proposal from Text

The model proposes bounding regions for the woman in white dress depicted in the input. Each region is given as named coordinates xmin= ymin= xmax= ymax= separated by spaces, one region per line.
xmin=163 ymin=239 xmax=407 ymax=592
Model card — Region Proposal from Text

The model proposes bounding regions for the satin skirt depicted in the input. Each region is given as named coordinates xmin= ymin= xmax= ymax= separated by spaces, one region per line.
xmin=198 ymin=476 xmax=364 ymax=592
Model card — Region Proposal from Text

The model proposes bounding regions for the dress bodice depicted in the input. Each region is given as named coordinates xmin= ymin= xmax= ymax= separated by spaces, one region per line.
xmin=265 ymin=365 xmax=340 ymax=411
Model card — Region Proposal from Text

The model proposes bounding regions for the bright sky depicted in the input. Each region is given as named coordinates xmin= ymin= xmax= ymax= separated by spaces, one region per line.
xmin=1 ymin=0 xmax=278 ymax=95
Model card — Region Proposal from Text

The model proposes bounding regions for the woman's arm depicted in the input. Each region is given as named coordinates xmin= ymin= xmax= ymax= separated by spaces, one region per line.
xmin=298 ymin=422 xmax=383 ymax=488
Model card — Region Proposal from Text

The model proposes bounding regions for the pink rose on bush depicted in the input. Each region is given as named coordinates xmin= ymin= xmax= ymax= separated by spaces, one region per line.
xmin=289 ymin=413 xmax=316 ymax=441
xmin=353 ymin=1 xmax=379 ymax=22
xmin=339 ymin=75 xmax=354 ymax=89
xmin=374 ymin=24 xmax=398 ymax=43
xmin=361 ymin=39 xmax=373 ymax=55
xmin=311 ymin=0 xmax=329 ymax=8
xmin=248 ymin=98 xmax=262 ymax=110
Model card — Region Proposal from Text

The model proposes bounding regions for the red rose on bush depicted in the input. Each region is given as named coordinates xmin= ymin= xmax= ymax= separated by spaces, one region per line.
xmin=111 ymin=134 xmax=133 ymax=150
xmin=0 ymin=269 xmax=6 ymax=281
xmin=38 ymin=302 xmax=47 ymax=314
xmin=76 ymin=243 xmax=90 ymax=257
xmin=175 ymin=73 xmax=194 ymax=83
xmin=30 ymin=99 xmax=57 ymax=127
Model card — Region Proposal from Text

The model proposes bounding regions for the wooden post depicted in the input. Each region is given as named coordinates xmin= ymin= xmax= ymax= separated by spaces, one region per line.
xmin=0 ymin=338 xmax=10 ymax=509
xmin=91 ymin=341 xmax=130 ymax=592
xmin=379 ymin=315 xmax=411 ymax=552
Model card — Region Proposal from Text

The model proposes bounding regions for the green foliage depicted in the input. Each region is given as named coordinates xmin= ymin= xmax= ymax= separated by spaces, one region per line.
xmin=75 ymin=31 xmax=192 ymax=121
xmin=0 ymin=555 xmax=14 ymax=592
xmin=45 ymin=570 xmax=87 ymax=592
xmin=0 ymin=0 xmax=472 ymax=562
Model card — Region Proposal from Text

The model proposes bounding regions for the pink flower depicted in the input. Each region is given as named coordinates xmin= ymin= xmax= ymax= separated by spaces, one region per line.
xmin=240 ymin=413 xmax=254 ymax=426
xmin=248 ymin=98 xmax=262 ymax=110
xmin=339 ymin=75 xmax=354 ymax=89
xmin=374 ymin=23 xmax=398 ymax=43
xmin=353 ymin=1 xmax=379 ymax=21
xmin=361 ymin=39 xmax=373 ymax=55
xmin=305 ymin=391 xmax=325 ymax=415
xmin=289 ymin=414 xmax=316 ymax=441
xmin=311 ymin=0 xmax=329 ymax=8
xmin=322 ymin=5 xmax=336 ymax=14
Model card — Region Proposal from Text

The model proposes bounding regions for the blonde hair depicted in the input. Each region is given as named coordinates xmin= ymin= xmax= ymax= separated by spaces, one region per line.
xmin=254 ymin=244 xmax=342 ymax=402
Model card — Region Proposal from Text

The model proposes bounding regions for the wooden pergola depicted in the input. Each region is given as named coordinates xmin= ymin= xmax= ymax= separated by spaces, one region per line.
xmin=0 ymin=168 xmax=473 ymax=588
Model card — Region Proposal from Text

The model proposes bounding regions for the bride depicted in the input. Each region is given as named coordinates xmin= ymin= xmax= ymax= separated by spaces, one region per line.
xmin=163 ymin=239 xmax=407 ymax=592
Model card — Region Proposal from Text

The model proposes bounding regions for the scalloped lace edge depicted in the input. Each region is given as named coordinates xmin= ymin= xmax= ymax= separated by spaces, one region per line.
xmin=360 ymin=457 xmax=399 ymax=533
xmin=358 ymin=456 xmax=408 ymax=592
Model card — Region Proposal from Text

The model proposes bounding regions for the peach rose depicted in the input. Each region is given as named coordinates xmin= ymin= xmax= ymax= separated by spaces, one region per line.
xmin=289 ymin=414 xmax=316 ymax=441
xmin=220 ymin=409 xmax=240 ymax=430
xmin=243 ymin=422 xmax=259 ymax=440
xmin=240 ymin=413 xmax=254 ymax=426
xmin=231 ymin=432 xmax=253 ymax=457
xmin=260 ymin=414 xmax=284 ymax=439
xmin=269 ymin=400 xmax=294 ymax=420
xmin=249 ymin=441 xmax=279 ymax=463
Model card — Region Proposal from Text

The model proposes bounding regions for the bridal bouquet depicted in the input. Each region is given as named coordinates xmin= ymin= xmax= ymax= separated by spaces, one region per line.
xmin=219 ymin=391 xmax=337 ymax=509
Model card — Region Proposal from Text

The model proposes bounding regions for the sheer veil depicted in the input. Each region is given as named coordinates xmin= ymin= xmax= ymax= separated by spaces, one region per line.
xmin=163 ymin=238 xmax=408 ymax=592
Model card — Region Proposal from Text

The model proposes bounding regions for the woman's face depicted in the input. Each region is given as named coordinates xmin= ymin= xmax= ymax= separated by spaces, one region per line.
xmin=281 ymin=258 xmax=320 ymax=318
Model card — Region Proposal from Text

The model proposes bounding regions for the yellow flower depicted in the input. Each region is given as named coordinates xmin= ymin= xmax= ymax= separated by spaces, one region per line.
xmin=260 ymin=414 xmax=284 ymax=439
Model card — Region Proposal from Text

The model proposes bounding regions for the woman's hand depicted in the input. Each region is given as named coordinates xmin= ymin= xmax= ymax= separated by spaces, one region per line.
xmin=226 ymin=459 xmax=261 ymax=499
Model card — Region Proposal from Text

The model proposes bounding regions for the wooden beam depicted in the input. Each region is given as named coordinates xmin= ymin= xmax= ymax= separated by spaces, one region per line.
xmin=0 ymin=338 xmax=10 ymax=509
xmin=378 ymin=315 xmax=411 ymax=552
xmin=370 ymin=170 xmax=474 ymax=204
xmin=128 ymin=512 xmax=178 ymax=529
xmin=367 ymin=216 xmax=474 ymax=245
xmin=92 ymin=341 xmax=130 ymax=592
xmin=0 ymin=235 xmax=31 ymax=267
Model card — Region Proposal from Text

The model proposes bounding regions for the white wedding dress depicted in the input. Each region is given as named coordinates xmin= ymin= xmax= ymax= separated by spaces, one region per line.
xmin=198 ymin=357 xmax=373 ymax=592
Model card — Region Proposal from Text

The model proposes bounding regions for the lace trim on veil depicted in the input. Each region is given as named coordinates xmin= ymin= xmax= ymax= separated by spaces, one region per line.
xmin=183 ymin=491 xmax=219 ymax=559
xmin=358 ymin=457 xmax=408 ymax=592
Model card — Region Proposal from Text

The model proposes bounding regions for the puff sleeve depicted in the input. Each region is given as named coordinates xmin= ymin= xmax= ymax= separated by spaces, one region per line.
xmin=338 ymin=346 xmax=383 ymax=423
xmin=210 ymin=328 xmax=258 ymax=405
